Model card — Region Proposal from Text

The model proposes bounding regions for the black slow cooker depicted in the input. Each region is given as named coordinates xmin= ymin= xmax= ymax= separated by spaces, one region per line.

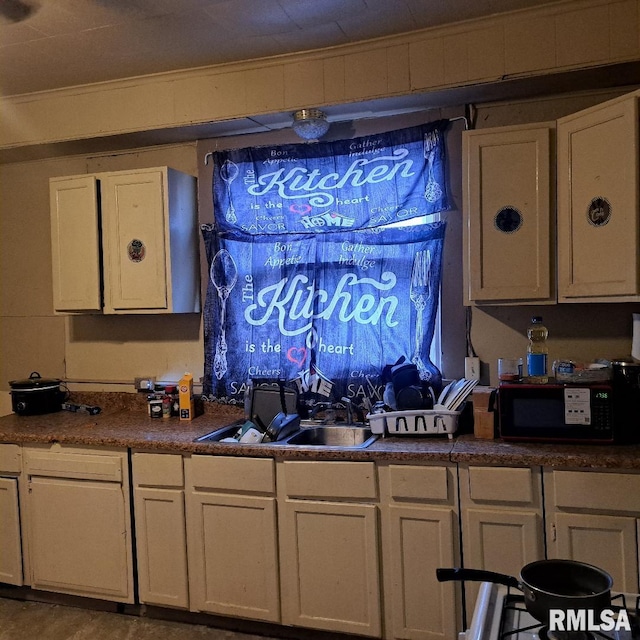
xmin=9 ymin=372 xmax=67 ymax=415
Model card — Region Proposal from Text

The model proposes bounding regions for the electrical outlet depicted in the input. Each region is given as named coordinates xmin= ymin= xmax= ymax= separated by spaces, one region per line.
xmin=464 ymin=357 xmax=480 ymax=381
xmin=134 ymin=377 xmax=156 ymax=392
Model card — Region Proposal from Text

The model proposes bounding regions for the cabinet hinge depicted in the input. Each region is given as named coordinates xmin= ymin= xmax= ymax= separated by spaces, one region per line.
xmin=551 ymin=522 xmax=556 ymax=542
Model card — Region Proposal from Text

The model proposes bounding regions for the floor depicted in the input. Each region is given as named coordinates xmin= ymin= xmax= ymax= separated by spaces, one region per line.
xmin=0 ymin=597 xmax=284 ymax=640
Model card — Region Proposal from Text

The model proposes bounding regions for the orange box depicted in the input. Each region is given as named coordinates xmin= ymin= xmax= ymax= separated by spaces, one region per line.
xmin=178 ymin=373 xmax=194 ymax=421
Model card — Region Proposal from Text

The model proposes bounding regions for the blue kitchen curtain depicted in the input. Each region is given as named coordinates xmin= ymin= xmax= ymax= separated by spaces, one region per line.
xmin=212 ymin=122 xmax=448 ymax=234
xmin=202 ymin=121 xmax=450 ymax=407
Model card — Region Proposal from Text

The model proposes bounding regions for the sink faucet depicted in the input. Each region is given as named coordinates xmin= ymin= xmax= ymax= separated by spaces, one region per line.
xmin=310 ymin=402 xmax=332 ymax=421
xmin=340 ymin=397 xmax=364 ymax=425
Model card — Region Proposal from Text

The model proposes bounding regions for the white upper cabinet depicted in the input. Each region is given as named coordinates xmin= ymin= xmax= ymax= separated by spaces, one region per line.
xmin=557 ymin=90 xmax=640 ymax=302
xmin=463 ymin=123 xmax=555 ymax=305
xmin=50 ymin=166 xmax=200 ymax=314
xmin=50 ymin=175 xmax=102 ymax=312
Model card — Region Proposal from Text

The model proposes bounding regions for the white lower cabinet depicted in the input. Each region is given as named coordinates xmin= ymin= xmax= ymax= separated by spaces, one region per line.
xmin=132 ymin=452 xmax=189 ymax=609
xmin=544 ymin=469 xmax=640 ymax=592
xmin=185 ymin=455 xmax=280 ymax=622
xmin=9 ymin=442 xmax=640 ymax=639
xmin=378 ymin=462 xmax=461 ymax=640
xmin=278 ymin=460 xmax=381 ymax=637
xmin=23 ymin=445 xmax=134 ymax=603
xmin=459 ymin=465 xmax=545 ymax=622
xmin=0 ymin=444 xmax=24 ymax=586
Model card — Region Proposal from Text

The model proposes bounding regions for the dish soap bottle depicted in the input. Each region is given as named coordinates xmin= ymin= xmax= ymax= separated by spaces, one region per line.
xmin=527 ymin=316 xmax=548 ymax=384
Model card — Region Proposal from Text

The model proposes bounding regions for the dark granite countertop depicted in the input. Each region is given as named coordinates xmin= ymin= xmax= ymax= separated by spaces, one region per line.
xmin=1 ymin=392 xmax=639 ymax=468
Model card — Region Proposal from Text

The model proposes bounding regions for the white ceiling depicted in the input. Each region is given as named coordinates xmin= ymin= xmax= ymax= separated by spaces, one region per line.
xmin=2 ymin=0 xmax=638 ymax=163
xmin=1 ymin=0 xmax=567 ymax=97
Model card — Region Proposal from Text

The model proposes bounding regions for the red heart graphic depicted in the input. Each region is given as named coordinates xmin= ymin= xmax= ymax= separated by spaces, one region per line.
xmin=287 ymin=347 xmax=307 ymax=366
xmin=289 ymin=203 xmax=312 ymax=215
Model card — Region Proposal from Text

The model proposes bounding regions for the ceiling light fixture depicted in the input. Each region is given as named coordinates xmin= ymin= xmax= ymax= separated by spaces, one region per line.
xmin=292 ymin=109 xmax=330 ymax=141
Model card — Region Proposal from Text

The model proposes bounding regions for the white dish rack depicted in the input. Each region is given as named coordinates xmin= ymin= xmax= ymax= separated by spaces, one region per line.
xmin=367 ymin=408 xmax=462 ymax=439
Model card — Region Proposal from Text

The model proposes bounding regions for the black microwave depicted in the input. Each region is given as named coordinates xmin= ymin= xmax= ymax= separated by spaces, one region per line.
xmin=498 ymin=383 xmax=617 ymax=443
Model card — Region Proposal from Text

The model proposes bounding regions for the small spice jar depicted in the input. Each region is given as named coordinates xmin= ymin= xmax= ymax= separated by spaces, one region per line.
xmin=148 ymin=398 xmax=163 ymax=418
xmin=162 ymin=394 xmax=172 ymax=418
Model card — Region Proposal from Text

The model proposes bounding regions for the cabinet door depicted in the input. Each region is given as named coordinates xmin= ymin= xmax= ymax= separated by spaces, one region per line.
xmin=385 ymin=505 xmax=458 ymax=640
xmin=49 ymin=175 xmax=102 ymax=312
xmin=550 ymin=512 xmax=639 ymax=592
xmin=557 ymin=91 xmax=639 ymax=301
xmin=133 ymin=486 xmax=188 ymax=609
xmin=463 ymin=124 xmax=554 ymax=304
xmin=463 ymin=508 xmax=543 ymax=618
xmin=101 ymin=168 xmax=169 ymax=312
xmin=279 ymin=499 xmax=381 ymax=637
xmin=187 ymin=492 xmax=280 ymax=622
xmin=0 ymin=477 xmax=23 ymax=585
xmin=27 ymin=476 xmax=133 ymax=602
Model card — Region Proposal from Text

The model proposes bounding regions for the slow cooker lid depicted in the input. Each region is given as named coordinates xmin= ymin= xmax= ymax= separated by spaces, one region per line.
xmin=9 ymin=372 xmax=61 ymax=390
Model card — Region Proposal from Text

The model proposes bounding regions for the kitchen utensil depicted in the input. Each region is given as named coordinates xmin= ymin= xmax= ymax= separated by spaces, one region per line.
xmin=391 ymin=361 xmax=421 ymax=393
xmin=436 ymin=380 xmax=455 ymax=406
xmin=395 ymin=384 xmax=434 ymax=411
xmin=423 ymin=130 xmax=443 ymax=203
xmin=438 ymin=378 xmax=466 ymax=407
xmin=409 ymin=249 xmax=431 ymax=378
xmin=246 ymin=383 xmax=298 ymax=429
xmin=434 ymin=378 xmax=477 ymax=410
xmin=263 ymin=412 xmax=301 ymax=442
xmin=612 ymin=358 xmax=640 ymax=442
xmin=219 ymin=159 xmax=239 ymax=224
xmin=612 ymin=358 xmax=640 ymax=388
xmin=436 ymin=560 xmax=612 ymax=625
xmin=9 ymin=372 xmax=67 ymax=415
xmin=435 ymin=378 xmax=462 ymax=409
xmin=210 ymin=249 xmax=238 ymax=380
xmin=61 ymin=403 xmax=101 ymax=415
xmin=446 ymin=378 xmax=478 ymax=411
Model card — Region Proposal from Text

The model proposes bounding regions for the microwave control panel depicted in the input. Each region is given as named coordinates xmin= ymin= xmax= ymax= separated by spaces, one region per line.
xmin=564 ymin=388 xmax=592 ymax=424
xmin=564 ymin=386 xmax=613 ymax=429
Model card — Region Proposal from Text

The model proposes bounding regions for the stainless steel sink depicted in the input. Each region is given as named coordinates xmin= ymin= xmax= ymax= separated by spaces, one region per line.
xmin=194 ymin=422 xmax=245 ymax=443
xmin=194 ymin=420 xmax=378 ymax=449
xmin=282 ymin=425 xmax=377 ymax=449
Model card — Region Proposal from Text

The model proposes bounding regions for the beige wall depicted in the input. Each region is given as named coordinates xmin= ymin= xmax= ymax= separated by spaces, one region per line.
xmin=0 ymin=144 xmax=201 ymax=415
xmin=1 ymin=0 xmax=639 ymax=414
xmin=1 ymin=88 xmax=638 ymax=418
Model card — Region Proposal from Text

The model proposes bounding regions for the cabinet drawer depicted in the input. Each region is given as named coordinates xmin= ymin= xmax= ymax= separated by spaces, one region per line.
xmin=25 ymin=451 xmax=122 ymax=482
xmin=133 ymin=453 xmax=183 ymax=487
xmin=468 ymin=466 xmax=534 ymax=504
xmin=0 ymin=444 xmax=21 ymax=474
xmin=190 ymin=456 xmax=274 ymax=494
xmin=283 ymin=461 xmax=377 ymax=500
xmin=388 ymin=464 xmax=450 ymax=501
xmin=552 ymin=471 xmax=640 ymax=513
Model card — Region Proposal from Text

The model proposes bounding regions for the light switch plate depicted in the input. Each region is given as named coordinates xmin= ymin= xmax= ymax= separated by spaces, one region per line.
xmin=464 ymin=357 xmax=480 ymax=381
